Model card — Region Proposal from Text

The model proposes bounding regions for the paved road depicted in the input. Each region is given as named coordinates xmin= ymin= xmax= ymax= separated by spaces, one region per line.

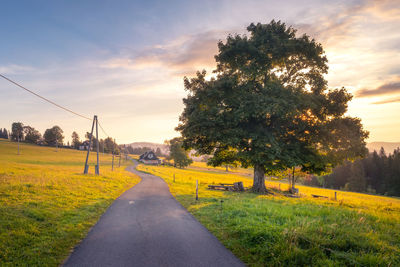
xmin=64 ymin=161 xmax=244 ymax=267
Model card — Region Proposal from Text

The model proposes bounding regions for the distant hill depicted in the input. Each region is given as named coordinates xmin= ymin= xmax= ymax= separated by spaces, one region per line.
xmin=126 ymin=141 xmax=400 ymax=157
xmin=367 ymin=142 xmax=400 ymax=154
xmin=126 ymin=142 xmax=169 ymax=155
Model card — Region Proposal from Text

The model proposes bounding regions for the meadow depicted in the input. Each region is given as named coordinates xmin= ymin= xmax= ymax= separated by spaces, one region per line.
xmin=0 ymin=139 xmax=140 ymax=266
xmin=137 ymin=163 xmax=400 ymax=266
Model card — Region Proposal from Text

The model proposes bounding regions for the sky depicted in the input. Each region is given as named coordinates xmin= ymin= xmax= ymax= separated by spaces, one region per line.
xmin=0 ymin=0 xmax=399 ymax=144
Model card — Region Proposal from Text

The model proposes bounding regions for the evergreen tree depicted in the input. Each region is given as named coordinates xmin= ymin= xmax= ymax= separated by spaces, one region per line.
xmin=71 ymin=131 xmax=80 ymax=149
xmin=345 ymin=159 xmax=366 ymax=192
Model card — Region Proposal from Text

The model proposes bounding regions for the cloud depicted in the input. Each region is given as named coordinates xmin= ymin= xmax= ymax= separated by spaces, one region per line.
xmin=100 ymin=30 xmax=229 ymax=77
xmin=372 ymin=97 xmax=400 ymax=105
xmin=357 ymin=82 xmax=400 ymax=97
xmin=294 ymin=0 xmax=400 ymax=47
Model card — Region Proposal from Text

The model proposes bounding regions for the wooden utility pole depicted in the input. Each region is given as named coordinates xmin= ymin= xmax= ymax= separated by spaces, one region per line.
xmin=95 ymin=115 xmax=100 ymax=175
xmin=112 ymin=154 xmax=114 ymax=171
xmin=84 ymin=115 xmax=96 ymax=174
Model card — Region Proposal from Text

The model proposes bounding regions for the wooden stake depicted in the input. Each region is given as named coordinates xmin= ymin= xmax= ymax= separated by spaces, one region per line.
xmin=335 ymin=191 xmax=337 ymax=201
xmin=196 ymin=179 xmax=199 ymax=201
xmin=173 ymin=174 xmax=175 ymax=183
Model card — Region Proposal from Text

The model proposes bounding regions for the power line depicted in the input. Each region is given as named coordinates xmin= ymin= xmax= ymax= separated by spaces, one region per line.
xmin=1 ymin=73 xmax=115 ymax=142
xmin=98 ymin=121 xmax=110 ymax=138
xmin=0 ymin=73 xmax=92 ymax=121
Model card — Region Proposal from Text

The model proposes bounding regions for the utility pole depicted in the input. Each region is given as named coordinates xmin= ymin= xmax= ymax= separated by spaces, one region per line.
xmin=112 ymin=153 xmax=114 ymax=171
xmin=17 ymin=136 xmax=20 ymax=155
xmin=84 ymin=115 xmax=96 ymax=174
xmin=95 ymin=115 xmax=100 ymax=175
xmin=118 ymin=154 xmax=121 ymax=167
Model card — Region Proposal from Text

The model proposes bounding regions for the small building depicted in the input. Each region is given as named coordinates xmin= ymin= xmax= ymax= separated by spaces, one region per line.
xmin=79 ymin=140 xmax=91 ymax=151
xmin=139 ymin=151 xmax=161 ymax=165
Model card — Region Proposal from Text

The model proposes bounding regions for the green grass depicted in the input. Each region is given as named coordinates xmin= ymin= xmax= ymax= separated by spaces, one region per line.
xmin=0 ymin=139 xmax=140 ymax=266
xmin=138 ymin=164 xmax=400 ymax=267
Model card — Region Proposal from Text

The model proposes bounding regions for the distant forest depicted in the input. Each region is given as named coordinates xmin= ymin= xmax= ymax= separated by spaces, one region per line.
xmin=304 ymin=148 xmax=400 ymax=197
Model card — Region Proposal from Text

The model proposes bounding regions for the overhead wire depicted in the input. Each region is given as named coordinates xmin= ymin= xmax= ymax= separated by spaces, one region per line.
xmin=0 ymin=74 xmax=92 ymax=121
xmin=0 ymin=73 xmax=114 ymax=140
xmin=98 ymin=121 xmax=110 ymax=138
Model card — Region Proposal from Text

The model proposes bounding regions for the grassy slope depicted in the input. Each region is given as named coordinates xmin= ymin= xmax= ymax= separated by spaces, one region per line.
xmin=0 ymin=139 xmax=140 ymax=266
xmin=137 ymin=164 xmax=400 ymax=267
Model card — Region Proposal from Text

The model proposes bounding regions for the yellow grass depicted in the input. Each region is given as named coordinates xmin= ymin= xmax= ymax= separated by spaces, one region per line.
xmin=0 ymin=139 xmax=140 ymax=265
xmin=137 ymin=163 xmax=400 ymax=266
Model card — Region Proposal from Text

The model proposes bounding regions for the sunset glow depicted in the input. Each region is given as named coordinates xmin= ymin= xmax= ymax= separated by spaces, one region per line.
xmin=1 ymin=0 xmax=399 ymax=143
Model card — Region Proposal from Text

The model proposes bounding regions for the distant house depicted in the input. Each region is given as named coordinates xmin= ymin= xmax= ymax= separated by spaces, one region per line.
xmin=36 ymin=138 xmax=46 ymax=146
xmin=139 ymin=151 xmax=161 ymax=165
xmin=79 ymin=140 xmax=91 ymax=151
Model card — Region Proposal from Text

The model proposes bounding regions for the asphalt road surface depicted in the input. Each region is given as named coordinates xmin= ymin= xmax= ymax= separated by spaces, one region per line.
xmin=64 ymin=161 xmax=244 ymax=267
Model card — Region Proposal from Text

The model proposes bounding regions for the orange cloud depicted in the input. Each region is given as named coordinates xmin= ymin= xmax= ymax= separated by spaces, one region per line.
xmin=357 ymin=82 xmax=400 ymax=97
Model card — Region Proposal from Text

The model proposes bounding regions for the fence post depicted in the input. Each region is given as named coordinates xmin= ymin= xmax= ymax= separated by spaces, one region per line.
xmin=173 ymin=174 xmax=175 ymax=183
xmin=196 ymin=180 xmax=199 ymax=201
xmin=335 ymin=191 xmax=337 ymax=201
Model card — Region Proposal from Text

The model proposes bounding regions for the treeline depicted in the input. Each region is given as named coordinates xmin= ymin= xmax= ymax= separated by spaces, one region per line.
xmin=2 ymin=122 xmax=120 ymax=154
xmin=0 ymin=128 xmax=9 ymax=139
xmin=304 ymin=147 xmax=400 ymax=197
xmin=126 ymin=146 xmax=164 ymax=157
xmin=1 ymin=122 xmax=64 ymax=146
xmin=72 ymin=131 xmax=120 ymax=154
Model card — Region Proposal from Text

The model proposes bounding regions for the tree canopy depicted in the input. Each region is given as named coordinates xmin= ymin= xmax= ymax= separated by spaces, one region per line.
xmin=177 ymin=20 xmax=368 ymax=192
xmin=11 ymin=122 xmax=24 ymax=141
xmin=23 ymin=126 xmax=41 ymax=144
xmin=43 ymin=126 xmax=64 ymax=146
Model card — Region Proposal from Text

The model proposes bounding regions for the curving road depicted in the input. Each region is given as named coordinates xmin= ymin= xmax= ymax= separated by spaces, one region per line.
xmin=63 ymin=161 xmax=244 ymax=267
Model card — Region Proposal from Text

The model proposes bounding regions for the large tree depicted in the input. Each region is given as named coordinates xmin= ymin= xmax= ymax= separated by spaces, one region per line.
xmin=43 ymin=126 xmax=64 ymax=146
xmin=177 ymin=20 xmax=368 ymax=193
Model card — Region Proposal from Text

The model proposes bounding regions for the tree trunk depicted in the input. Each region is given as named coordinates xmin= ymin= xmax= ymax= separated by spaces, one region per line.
xmin=225 ymin=165 xmax=229 ymax=172
xmin=252 ymin=164 xmax=267 ymax=193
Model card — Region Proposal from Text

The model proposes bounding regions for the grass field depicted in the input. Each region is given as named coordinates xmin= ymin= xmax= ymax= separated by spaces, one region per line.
xmin=137 ymin=164 xmax=400 ymax=266
xmin=0 ymin=139 xmax=140 ymax=266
